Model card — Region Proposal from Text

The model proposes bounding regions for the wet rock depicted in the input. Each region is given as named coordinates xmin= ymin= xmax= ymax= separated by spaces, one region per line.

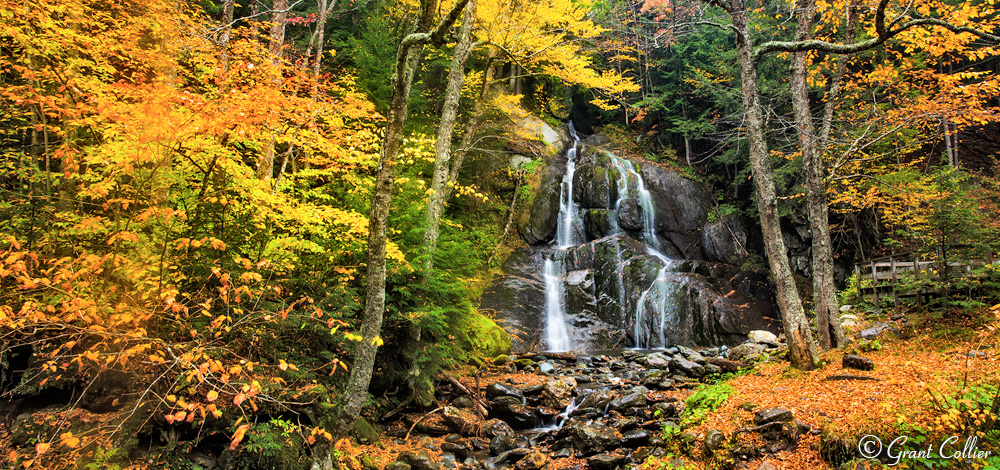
xmin=541 ymin=377 xmax=577 ymax=409
xmin=494 ymin=355 xmax=512 ymax=366
xmin=482 ymin=419 xmax=514 ymax=438
xmin=495 ymin=448 xmax=531 ymax=465
xmin=642 ymin=352 xmax=671 ymax=369
xmin=610 ymin=392 xmax=647 ymax=411
xmin=397 ymin=451 xmax=439 ymax=470
xmin=487 ymin=383 xmax=524 ymax=400
xmin=842 ymin=354 xmax=874 ymax=371
xmin=703 ymin=363 xmax=723 ymax=376
xmin=575 ymin=390 xmax=614 ymax=412
xmin=562 ymin=420 xmax=622 ymax=455
xmin=622 ymin=429 xmax=651 ymax=448
xmin=587 ymin=453 xmax=625 ymax=470
xmin=441 ymin=442 xmax=469 ymax=460
xmin=490 ymin=433 xmax=516 ymax=455
xmin=669 ymin=357 xmax=705 ymax=378
xmin=493 ymin=402 xmax=535 ymax=429
xmin=585 ymin=210 xmax=617 ymax=240
xmin=537 ymin=362 xmax=556 ymax=375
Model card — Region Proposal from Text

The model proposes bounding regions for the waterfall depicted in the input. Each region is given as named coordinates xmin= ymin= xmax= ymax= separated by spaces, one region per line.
xmin=542 ymin=256 xmax=572 ymax=352
xmin=633 ymin=265 xmax=679 ymax=348
xmin=542 ymin=124 xmax=582 ymax=351
xmin=555 ymin=129 xmax=582 ymax=249
xmin=608 ymin=153 xmax=661 ymax=253
xmin=541 ymin=123 xmax=679 ymax=351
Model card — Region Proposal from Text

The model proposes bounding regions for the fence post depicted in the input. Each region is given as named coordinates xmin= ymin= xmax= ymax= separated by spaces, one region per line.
xmin=855 ymin=263 xmax=862 ymax=302
xmin=890 ymin=255 xmax=899 ymax=309
xmin=913 ymin=255 xmax=922 ymax=309
xmin=871 ymin=260 xmax=879 ymax=307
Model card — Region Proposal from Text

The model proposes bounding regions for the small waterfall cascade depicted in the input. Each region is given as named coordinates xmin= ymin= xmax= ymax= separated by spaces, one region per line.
xmin=555 ymin=125 xmax=583 ymax=249
xmin=608 ymin=153 xmax=661 ymax=252
xmin=541 ymin=123 xmax=679 ymax=351
xmin=542 ymin=124 xmax=582 ymax=351
xmin=542 ymin=256 xmax=572 ymax=352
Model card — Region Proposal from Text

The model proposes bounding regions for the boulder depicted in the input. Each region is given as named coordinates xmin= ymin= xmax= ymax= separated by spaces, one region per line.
xmin=702 ymin=215 xmax=750 ymax=266
xmin=397 ymin=451 xmax=439 ymax=470
xmin=748 ymin=330 xmax=779 ymax=345
xmin=541 ymin=377 xmax=577 ymax=409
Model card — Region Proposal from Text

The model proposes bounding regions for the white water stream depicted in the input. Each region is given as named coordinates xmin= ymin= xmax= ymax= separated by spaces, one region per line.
xmin=541 ymin=123 xmax=678 ymax=351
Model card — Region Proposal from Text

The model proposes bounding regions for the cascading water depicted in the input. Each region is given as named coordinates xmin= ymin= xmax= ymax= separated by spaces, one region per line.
xmin=608 ymin=153 xmax=661 ymax=252
xmin=542 ymin=256 xmax=572 ymax=352
xmin=542 ymin=124 xmax=582 ymax=351
xmin=541 ymin=123 xmax=679 ymax=351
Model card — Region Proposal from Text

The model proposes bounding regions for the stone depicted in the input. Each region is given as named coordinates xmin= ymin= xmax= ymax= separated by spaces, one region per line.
xmin=587 ymin=453 xmax=625 ymax=470
xmin=537 ymin=362 xmax=556 ymax=375
xmin=860 ymin=322 xmax=899 ymax=340
xmin=842 ymin=354 xmax=874 ymax=371
xmin=385 ymin=462 xmax=411 ymax=470
xmin=643 ymin=352 xmax=671 ymax=369
xmin=729 ymin=343 xmax=767 ymax=362
xmin=610 ymin=392 xmax=647 ymax=411
xmin=441 ymin=406 xmax=476 ymax=434
xmin=669 ymin=358 xmax=705 ymax=378
xmin=490 ymin=433 xmax=516 ymax=456
xmin=493 ymin=355 xmax=512 ymax=365
xmin=617 ymin=198 xmax=643 ymax=231
xmin=757 ymin=463 xmax=778 ymax=470
xmin=541 ymin=377 xmax=577 ymax=409
xmin=562 ymin=421 xmax=621 ymax=455
xmin=754 ymin=408 xmax=794 ymax=426
xmin=707 ymin=357 xmax=741 ymax=373
xmin=514 ymin=451 xmax=548 ymax=470
xmin=622 ymin=429 xmax=651 ymax=448
xmin=397 ymin=451 xmax=439 ymax=470
xmin=702 ymin=214 xmax=750 ymax=266
xmin=482 ymin=419 xmax=514 ymax=438
xmin=704 ymin=429 xmax=727 ymax=452
xmin=351 ymin=418 xmax=380 ymax=445
xmin=748 ymin=330 xmax=779 ymax=345
xmin=452 ymin=396 xmax=474 ymax=409
xmin=486 ymin=383 xmax=524 ymax=400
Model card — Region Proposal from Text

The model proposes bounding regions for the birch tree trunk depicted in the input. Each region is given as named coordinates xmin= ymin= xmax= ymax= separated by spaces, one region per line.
xmin=790 ymin=0 xmax=845 ymax=350
xmin=729 ymin=0 xmax=820 ymax=369
xmin=336 ymin=0 xmax=472 ymax=436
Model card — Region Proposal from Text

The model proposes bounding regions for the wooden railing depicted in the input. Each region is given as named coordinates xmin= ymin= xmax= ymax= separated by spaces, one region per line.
xmin=853 ymin=244 xmax=999 ymax=309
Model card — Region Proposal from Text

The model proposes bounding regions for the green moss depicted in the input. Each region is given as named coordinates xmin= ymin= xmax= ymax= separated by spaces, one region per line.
xmin=454 ymin=313 xmax=512 ymax=361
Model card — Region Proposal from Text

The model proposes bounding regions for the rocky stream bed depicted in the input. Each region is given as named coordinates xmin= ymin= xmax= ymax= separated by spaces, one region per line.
xmin=375 ymin=331 xmax=830 ymax=470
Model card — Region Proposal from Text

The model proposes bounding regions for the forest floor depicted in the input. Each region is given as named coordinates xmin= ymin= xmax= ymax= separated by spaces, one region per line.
xmin=338 ymin=305 xmax=1000 ymax=470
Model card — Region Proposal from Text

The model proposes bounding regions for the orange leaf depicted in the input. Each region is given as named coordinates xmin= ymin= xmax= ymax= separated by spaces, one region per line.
xmin=207 ymin=390 xmax=219 ymax=402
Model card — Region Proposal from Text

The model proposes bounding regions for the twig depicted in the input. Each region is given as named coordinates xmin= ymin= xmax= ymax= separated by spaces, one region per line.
xmin=405 ymin=406 xmax=443 ymax=441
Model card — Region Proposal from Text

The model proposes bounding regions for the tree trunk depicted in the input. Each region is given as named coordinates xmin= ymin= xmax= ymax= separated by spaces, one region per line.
xmin=258 ymin=0 xmax=288 ymax=182
xmin=336 ymin=0 xmax=471 ymax=436
xmin=422 ymin=0 xmax=476 ymax=273
xmin=790 ymin=0 xmax=845 ymax=350
xmin=730 ymin=0 xmax=819 ymax=370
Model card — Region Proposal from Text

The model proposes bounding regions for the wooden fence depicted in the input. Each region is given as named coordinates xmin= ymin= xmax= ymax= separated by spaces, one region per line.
xmin=854 ymin=244 xmax=999 ymax=309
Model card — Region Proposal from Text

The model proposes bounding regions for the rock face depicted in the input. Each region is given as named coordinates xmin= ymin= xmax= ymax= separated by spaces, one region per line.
xmin=485 ymin=128 xmax=782 ymax=352
xmin=482 ymin=236 xmax=781 ymax=352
